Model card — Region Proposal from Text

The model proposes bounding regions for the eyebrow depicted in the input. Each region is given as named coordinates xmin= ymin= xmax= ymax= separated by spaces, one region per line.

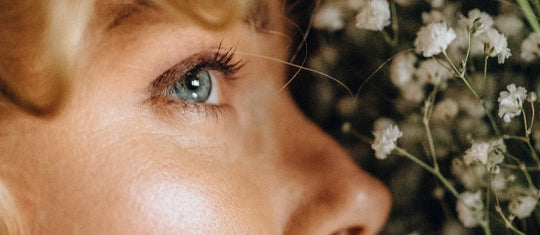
xmin=106 ymin=0 xmax=272 ymax=31
xmin=106 ymin=0 xmax=154 ymax=30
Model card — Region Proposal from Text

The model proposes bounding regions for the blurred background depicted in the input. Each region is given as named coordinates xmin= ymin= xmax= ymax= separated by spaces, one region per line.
xmin=287 ymin=0 xmax=539 ymax=234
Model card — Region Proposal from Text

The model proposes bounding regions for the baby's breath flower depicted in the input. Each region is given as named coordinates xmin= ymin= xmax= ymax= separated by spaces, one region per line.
xmin=355 ymin=0 xmax=391 ymax=31
xmin=480 ymin=28 xmax=511 ymax=64
xmin=509 ymin=193 xmax=538 ymax=219
xmin=527 ymin=91 xmax=537 ymax=102
xmin=347 ymin=0 xmax=365 ymax=9
xmin=488 ymin=138 xmax=506 ymax=173
xmin=401 ymin=81 xmax=426 ymax=103
xmin=432 ymin=98 xmax=459 ymax=122
xmin=494 ymin=14 xmax=524 ymax=37
xmin=372 ymin=123 xmax=402 ymax=159
xmin=463 ymin=141 xmax=490 ymax=166
xmin=521 ymin=33 xmax=540 ymax=62
xmin=462 ymin=139 xmax=506 ymax=173
xmin=313 ymin=5 xmax=345 ymax=32
xmin=459 ymin=9 xmax=494 ymax=35
xmin=373 ymin=117 xmax=395 ymax=131
xmin=414 ymin=23 xmax=456 ymax=57
xmin=426 ymin=0 xmax=445 ymax=8
xmin=497 ymin=84 xmax=527 ymax=123
xmin=456 ymin=190 xmax=485 ymax=228
xmin=415 ymin=59 xmax=452 ymax=86
xmin=390 ymin=52 xmax=417 ymax=87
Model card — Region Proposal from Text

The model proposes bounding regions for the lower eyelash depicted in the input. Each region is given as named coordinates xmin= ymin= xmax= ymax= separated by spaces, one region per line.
xmin=148 ymin=95 xmax=233 ymax=121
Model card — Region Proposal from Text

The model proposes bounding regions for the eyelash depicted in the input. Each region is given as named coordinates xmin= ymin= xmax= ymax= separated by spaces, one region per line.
xmin=149 ymin=45 xmax=244 ymax=114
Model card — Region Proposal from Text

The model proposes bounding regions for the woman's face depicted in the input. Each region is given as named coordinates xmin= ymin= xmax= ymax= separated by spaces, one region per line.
xmin=1 ymin=0 xmax=390 ymax=234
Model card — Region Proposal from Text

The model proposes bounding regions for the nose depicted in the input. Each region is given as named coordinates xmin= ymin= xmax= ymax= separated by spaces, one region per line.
xmin=279 ymin=109 xmax=391 ymax=235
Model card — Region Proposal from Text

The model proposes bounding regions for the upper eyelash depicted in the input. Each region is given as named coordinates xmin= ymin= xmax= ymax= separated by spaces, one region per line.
xmin=149 ymin=44 xmax=244 ymax=99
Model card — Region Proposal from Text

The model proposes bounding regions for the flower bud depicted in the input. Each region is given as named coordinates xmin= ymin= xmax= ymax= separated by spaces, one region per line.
xmin=527 ymin=92 xmax=537 ymax=102
xmin=471 ymin=18 xmax=485 ymax=34
xmin=341 ymin=122 xmax=352 ymax=134
xmin=484 ymin=42 xmax=497 ymax=57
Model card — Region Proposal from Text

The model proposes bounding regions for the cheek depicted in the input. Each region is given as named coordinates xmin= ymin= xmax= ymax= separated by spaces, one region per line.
xmin=131 ymin=181 xmax=230 ymax=233
xmin=131 ymin=179 xmax=254 ymax=233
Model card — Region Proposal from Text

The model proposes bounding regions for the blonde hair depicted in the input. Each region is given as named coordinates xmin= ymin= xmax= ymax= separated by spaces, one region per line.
xmin=0 ymin=0 xmax=252 ymax=233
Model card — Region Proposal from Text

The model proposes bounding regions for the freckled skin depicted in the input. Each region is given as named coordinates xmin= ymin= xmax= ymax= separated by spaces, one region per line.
xmin=0 ymin=0 xmax=391 ymax=234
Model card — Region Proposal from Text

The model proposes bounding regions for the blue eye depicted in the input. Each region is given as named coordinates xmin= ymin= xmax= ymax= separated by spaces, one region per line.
xmin=172 ymin=69 xmax=219 ymax=104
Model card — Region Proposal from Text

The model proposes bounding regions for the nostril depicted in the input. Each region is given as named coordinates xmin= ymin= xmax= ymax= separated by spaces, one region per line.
xmin=330 ymin=227 xmax=364 ymax=235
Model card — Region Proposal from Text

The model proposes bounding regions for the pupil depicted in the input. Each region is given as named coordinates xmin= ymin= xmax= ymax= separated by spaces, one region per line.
xmin=187 ymin=78 xmax=200 ymax=90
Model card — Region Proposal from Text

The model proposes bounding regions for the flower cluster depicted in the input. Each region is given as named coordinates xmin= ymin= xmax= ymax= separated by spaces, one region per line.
xmin=371 ymin=123 xmax=402 ymax=159
xmin=310 ymin=0 xmax=540 ymax=234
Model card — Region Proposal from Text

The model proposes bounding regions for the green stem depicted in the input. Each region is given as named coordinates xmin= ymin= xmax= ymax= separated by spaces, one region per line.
xmin=396 ymin=147 xmax=435 ymax=174
xmin=522 ymin=107 xmax=529 ymax=137
xmin=519 ymin=163 xmax=535 ymax=188
xmin=483 ymin=102 xmax=501 ymax=136
xmin=494 ymin=204 xmax=526 ymax=235
xmin=424 ymin=86 xmax=439 ymax=171
xmin=533 ymin=0 xmax=540 ymax=16
xmin=504 ymin=153 xmax=536 ymax=188
xmin=481 ymin=222 xmax=492 ymax=235
xmin=485 ymin=179 xmax=492 ymax=235
xmin=395 ymin=147 xmax=460 ymax=198
xmin=500 ymin=163 xmax=540 ymax=171
xmin=503 ymin=135 xmax=529 ymax=142
xmin=483 ymin=55 xmax=489 ymax=96
xmin=442 ymin=51 xmax=501 ymax=136
xmin=442 ymin=51 xmax=463 ymax=77
xmin=516 ymin=0 xmax=540 ymax=36
xmin=462 ymin=30 xmax=473 ymax=76
xmin=390 ymin=0 xmax=399 ymax=46
xmin=381 ymin=30 xmax=394 ymax=46
xmin=526 ymin=140 xmax=540 ymax=168
xmin=529 ymin=100 xmax=535 ymax=134
xmin=519 ymin=108 xmax=540 ymax=167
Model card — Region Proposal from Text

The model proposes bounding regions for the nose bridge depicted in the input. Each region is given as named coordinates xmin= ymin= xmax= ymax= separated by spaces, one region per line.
xmin=279 ymin=112 xmax=391 ymax=234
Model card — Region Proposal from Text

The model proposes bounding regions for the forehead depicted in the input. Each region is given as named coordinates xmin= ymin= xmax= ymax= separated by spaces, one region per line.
xmin=94 ymin=0 xmax=273 ymax=32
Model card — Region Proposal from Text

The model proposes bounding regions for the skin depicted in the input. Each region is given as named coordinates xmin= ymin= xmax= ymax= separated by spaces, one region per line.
xmin=0 ymin=0 xmax=391 ymax=234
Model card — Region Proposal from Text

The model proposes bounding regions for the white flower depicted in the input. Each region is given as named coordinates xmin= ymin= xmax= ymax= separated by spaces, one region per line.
xmin=521 ymin=33 xmax=540 ymax=62
xmin=487 ymin=138 xmax=506 ymax=173
xmin=415 ymin=59 xmax=452 ymax=86
xmin=463 ymin=139 xmax=506 ymax=173
xmin=457 ymin=191 xmax=485 ymax=228
xmin=414 ymin=23 xmax=456 ymax=57
xmin=426 ymin=0 xmax=445 ymax=8
xmin=313 ymin=5 xmax=345 ymax=32
xmin=390 ymin=52 xmax=417 ymax=87
xmin=495 ymin=14 xmax=524 ymax=37
xmin=372 ymin=124 xmax=402 ymax=159
xmin=479 ymin=28 xmax=511 ymax=64
xmin=373 ymin=117 xmax=395 ymax=131
xmin=509 ymin=194 xmax=538 ymax=219
xmin=355 ymin=0 xmax=391 ymax=31
xmin=347 ymin=0 xmax=365 ymax=9
xmin=463 ymin=142 xmax=490 ymax=165
xmin=459 ymin=9 xmax=493 ymax=35
xmin=432 ymin=98 xmax=459 ymax=122
xmin=528 ymin=92 xmax=537 ymax=102
xmin=401 ymin=81 xmax=425 ymax=103
xmin=497 ymin=84 xmax=527 ymax=123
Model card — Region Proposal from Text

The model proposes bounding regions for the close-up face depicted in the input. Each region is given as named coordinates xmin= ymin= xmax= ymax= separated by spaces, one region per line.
xmin=0 ymin=0 xmax=390 ymax=234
